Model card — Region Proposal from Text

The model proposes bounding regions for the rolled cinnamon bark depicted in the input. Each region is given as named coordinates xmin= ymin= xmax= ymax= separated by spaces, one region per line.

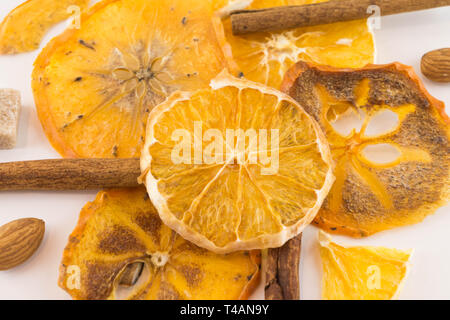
xmin=0 ymin=158 xmax=141 ymax=191
xmin=231 ymin=0 xmax=450 ymax=35
xmin=265 ymin=234 xmax=302 ymax=300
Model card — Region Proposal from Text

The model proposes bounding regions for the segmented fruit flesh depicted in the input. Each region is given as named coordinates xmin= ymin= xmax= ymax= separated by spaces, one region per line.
xmin=141 ymin=71 xmax=334 ymax=253
xmin=319 ymin=231 xmax=412 ymax=300
xmin=59 ymin=188 xmax=260 ymax=300
xmin=282 ymin=62 xmax=450 ymax=237
xmin=32 ymin=0 xmax=228 ymax=158
xmin=213 ymin=0 xmax=374 ymax=88
xmin=0 ymin=0 xmax=90 ymax=54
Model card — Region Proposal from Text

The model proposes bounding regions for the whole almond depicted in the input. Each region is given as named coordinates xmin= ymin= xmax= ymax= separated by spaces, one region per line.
xmin=421 ymin=48 xmax=450 ymax=83
xmin=0 ymin=218 xmax=45 ymax=270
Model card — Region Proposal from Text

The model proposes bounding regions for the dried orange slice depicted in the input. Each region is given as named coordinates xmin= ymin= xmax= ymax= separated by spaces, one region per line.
xmin=282 ymin=61 xmax=450 ymax=237
xmin=319 ymin=231 xmax=412 ymax=300
xmin=32 ymin=0 xmax=228 ymax=158
xmin=59 ymin=188 xmax=260 ymax=300
xmin=0 ymin=0 xmax=90 ymax=54
xmin=140 ymin=71 xmax=334 ymax=253
xmin=213 ymin=0 xmax=374 ymax=88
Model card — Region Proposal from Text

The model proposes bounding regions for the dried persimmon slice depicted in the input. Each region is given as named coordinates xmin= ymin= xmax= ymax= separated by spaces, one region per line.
xmin=59 ymin=188 xmax=260 ymax=300
xmin=0 ymin=0 xmax=90 ymax=54
xmin=32 ymin=0 xmax=229 ymax=158
xmin=213 ymin=0 xmax=374 ymax=88
xmin=282 ymin=61 xmax=450 ymax=237
xmin=140 ymin=71 xmax=334 ymax=253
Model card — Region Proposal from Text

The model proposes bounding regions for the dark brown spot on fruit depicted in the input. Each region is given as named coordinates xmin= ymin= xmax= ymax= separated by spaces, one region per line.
xmin=79 ymin=39 xmax=95 ymax=50
xmin=85 ymin=261 xmax=123 ymax=300
xmin=98 ymin=226 xmax=145 ymax=255
xmin=179 ymin=264 xmax=203 ymax=287
xmin=133 ymin=213 xmax=162 ymax=245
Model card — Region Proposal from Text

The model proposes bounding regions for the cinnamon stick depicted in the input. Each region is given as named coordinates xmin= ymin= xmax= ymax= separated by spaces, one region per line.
xmin=265 ymin=234 xmax=302 ymax=300
xmin=0 ymin=158 xmax=140 ymax=191
xmin=231 ymin=0 xmax=450 ymax=35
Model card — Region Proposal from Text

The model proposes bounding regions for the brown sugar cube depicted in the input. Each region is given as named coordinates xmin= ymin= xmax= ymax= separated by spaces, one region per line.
xmin=0 ymin=89 xmax=21 ymax=149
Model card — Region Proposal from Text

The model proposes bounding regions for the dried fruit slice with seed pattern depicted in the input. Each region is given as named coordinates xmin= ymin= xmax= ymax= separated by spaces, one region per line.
xmin=141 ymin=71 xmax=334 ymax=253
xmin=319 ymin=231 xmax=412 ymax=300
xmin=213 ymin=0 xmax=374 ymax=88
xmin=59 ymin=188 xmax=260 ymax=300
xmin=32 ymin=0 xmax=229 ymax=158
xmin=0 ymin=0 xmax=90 ymax=54
xmin=282 ymin=61 xmax=450 ymax=237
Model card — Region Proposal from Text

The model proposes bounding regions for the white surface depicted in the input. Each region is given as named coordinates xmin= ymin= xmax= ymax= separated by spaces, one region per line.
xmin=0 ymin=0 xmax=449 ymax=300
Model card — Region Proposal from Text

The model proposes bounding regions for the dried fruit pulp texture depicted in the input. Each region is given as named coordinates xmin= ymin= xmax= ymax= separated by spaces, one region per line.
xmin=282 ymin=62 xmax=450 ymax=237
xmin=319 ymin=231 xmax=412 ymax=300
xmin=141 ymin=73 xmax=334 ymax=253
xmin=59 ymin=188 xmax=260 ymax=300
xmin=33 ymin=0 xmax=228 ymax=158
xmin=0 ymin=0 xmax=90 ymax=54
xmin=214 ymin=0 xmax=374 ymax=88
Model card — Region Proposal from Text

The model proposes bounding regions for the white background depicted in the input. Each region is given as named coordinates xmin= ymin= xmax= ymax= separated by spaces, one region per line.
xmin=0 ymin=0 xmax=449 ymax=300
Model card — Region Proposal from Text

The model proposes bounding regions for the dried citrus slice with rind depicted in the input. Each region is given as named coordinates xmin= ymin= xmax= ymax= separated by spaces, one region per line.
xmin=32 ymin=0 xmax=229 ymax=158
xmin=282 ymin=61 xmax=450 ymax=237
xmin=59 ymin=187 xmax=260 ymax=300
xmin=319 ymin=231 xmax=412 ymax=300
xmin=0 ymin=0 xmax=90 ymax=54
xmin=141 ymin=71 xmax=334 ymax=253
xmin=213 ymin=0 xmax=374 ymax=88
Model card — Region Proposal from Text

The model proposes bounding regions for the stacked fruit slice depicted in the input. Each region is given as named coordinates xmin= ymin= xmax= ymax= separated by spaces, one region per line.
xmin=32 ymin=0 xmax=229 ymax=158
xmin=213 ymin=0 xmax=375 ymax=88
xmin=319 ymin=231 xmax=412 ymax=300
xmin=0 ymin=0 xmax=90 ymax=54
xmin=59 ymin=188 xmax=261 ymax=300
xmin=140 ymin=71 xmax=334 ymax=253
xmin=282 ymin=62 xmax=450 ymax=237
